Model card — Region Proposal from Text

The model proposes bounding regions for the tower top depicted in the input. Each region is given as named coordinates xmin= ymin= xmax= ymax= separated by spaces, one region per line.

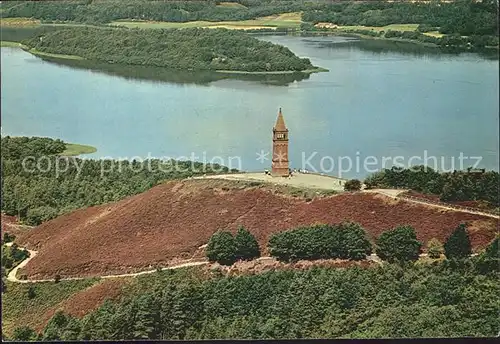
xmin=274 ymin=108 xmax=287 ymax=131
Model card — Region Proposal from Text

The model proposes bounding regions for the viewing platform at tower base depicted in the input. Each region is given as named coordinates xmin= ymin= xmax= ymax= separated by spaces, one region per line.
xmin=195 ymin=171 xmax=348 ymax=192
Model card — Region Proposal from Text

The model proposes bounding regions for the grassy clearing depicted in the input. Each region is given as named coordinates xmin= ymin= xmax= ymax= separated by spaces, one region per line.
xmin=29 ymin=48 xmax=85 ymax=60
xmin=0 ymin=41 xmax=28 ymax=48
xmin=424 ymin=30 xmax=445 ymax=38
xmin=2 ymin=279 xmax=99 ymax=336
xmin=216 ymin=2 xmax=247 ymax=9
xmin=0 ymin=17 xmax=40 ymax=27
xmin=337 ymin=23 xmax=419 ymax=32
xmin=110 ymin=12 xmax=302 ymax=30
xmin=62 ymin=143 xmax=97 ymax=156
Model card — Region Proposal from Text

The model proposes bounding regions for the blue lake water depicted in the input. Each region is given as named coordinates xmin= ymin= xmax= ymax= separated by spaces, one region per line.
xmin=1 ymin=35 xmax=498 ymax=178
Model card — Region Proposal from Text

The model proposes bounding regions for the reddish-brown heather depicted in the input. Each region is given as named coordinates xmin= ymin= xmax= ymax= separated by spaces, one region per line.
xmin=16 ymin=179 xmax=497 ymax=279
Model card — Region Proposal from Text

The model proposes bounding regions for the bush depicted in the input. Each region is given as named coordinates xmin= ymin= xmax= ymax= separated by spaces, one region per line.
xmin=12 ymin=326 xmax=38 ymax=341
xmin=427 ymin=238 xmax=444 ymax=259
xmin=3 ymin=232 xmax=16 ymax=243
xmin=234 ymin=226 xmax=260 ymax=261
xmin=444 ymin=223 xmax=472 ymax=260
xmin=27 ymin=285 xmax=36 ymax=299
xmin=341 ymin=222 xmax=373 ymax=260
xmin=344 ymin=179 xmax=362 ymax=191
xmin=474 ymin=237 xmax=499 ymax=274
xmin=268 ymin=222 xmax=372 ymax=262
xmin=206 ymin=230 xmax=237 ymax=266
xmin=25 ymin=206 xmax=59 ymax=226
xmin=376 ymin=226 xmax=422 ymax=263
xmin=417 ymin=24 xmax=439 ymax=33
xmin=384 ymin=30 xmax=403 ymax=38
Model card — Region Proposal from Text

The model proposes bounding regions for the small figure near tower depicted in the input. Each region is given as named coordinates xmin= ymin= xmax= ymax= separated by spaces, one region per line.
xmin=272 ymin=108 xmax=289 ymax=177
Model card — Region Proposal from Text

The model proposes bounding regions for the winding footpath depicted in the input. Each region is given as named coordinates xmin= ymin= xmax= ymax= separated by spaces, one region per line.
xmin=363 ymin=189 xmax=499 ymax=219
xmin=5 ymin=244 xmax=455 ymax=284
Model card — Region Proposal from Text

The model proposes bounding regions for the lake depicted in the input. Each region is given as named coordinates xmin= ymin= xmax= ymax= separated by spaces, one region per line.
xmin=1 ymin=35 xmax=498 ymax=178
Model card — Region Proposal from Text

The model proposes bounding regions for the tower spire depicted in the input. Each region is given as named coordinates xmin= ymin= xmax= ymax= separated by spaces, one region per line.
xmin=274 ymin=107 xmax=287 ymax=131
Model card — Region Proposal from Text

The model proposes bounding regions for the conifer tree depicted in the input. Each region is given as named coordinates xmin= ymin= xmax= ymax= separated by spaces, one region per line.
xmin=376 ymin=225 xmax=422 ymax=263
xmin=340 ymin=222 xmax=372 ymax=260
xmin=234 ymin=226 xmax=261 ymax=261
xmin=444 ymin=223 xmax=472 ymax=260
xmin=206 ymin=230 xmax=237 ymax=265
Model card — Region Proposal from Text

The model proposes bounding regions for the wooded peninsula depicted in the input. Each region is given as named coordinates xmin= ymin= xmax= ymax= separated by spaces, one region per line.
xmin=22 ymin=27 xmax=321 ymax=73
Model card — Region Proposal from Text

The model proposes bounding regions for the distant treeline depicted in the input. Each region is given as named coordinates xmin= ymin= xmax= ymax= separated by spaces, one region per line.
xmin=1 ymin=136 xmax=231 ymax=225
xmin=23 ymin=27 xmax=315 ymax=72
xmin=1 ymin=0 xmax=311 ymax=24
xmin=301 ymin=24 xmax=499 ymax=49
xmin=2 ymin=0 xmax=497 ymax=38
xmin=364 ymin=166 xmax=499 ymax=206
xmin=303 ymin=0 xmax=498 ymax=36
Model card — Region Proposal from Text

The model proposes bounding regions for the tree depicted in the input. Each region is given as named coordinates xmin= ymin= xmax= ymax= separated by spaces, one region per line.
xmin=344 ymin=179 xmax=362 ymax=191
xmin=206 ymin=230 xmax=237 ymax=266
xmin=474 ymin=237 xmax=499 ymax=274
xmin=444 ymin=223 xmax=472 ymax=260
xmin=12 ymin=326 xmax=38 ymax=341
xmin=340 ymin=222 xmax=372 ymax=260
xmin=427 ymin=238 xmax=444 ymax=259
xmin=376 ymin=226 xmax=422 ymax=263
xmin=54 ymin=274 xmax=61 ymax=283
xmin=3 ymin=232 xmax=15 ymax=243
xmin=234 ymin=226 xmax=260 ymax=261
xmin=27 ymin=285 xmax=36 ymax=299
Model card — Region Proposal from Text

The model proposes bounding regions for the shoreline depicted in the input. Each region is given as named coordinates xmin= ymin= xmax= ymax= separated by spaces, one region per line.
xmin=299 ymin=30 xmax=499 ymax=51
xmin=215 ymin=67 xmax=328 ymax=75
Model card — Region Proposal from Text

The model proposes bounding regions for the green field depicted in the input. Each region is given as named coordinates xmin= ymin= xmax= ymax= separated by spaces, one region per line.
xmin=333 ymin=23 xmax=444 ymax=38
xmin=0 ymin=41 xmax=28 ymax=48
xmin=216 ymin=2 xmax=247 ymax=9
xmin=2 ymin=279 xmax=99 ymax=336
xmin=111 ymin=12 xmax=302 ymax=30
xmin=337 ymin=23 xmax=419 ymax=32
xmin=62 ymin=143 xmax=97 ymax=156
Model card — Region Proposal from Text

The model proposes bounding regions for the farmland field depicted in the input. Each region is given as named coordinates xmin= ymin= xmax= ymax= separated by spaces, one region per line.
xmin=110 ymin=12 xmax=302 ymax=30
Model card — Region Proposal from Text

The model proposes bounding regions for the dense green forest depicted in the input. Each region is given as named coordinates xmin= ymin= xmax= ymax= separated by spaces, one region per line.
xmin=1 ymin=0 xmax=312 ymax=24
xmin=1 ymin=136 xmax=231 ymax=225
xmin=22 ymin=27 xmax=315 ymax=72
xmin=303 ymin=0 xmax=498 ymax=36
xmin=7 ymin=248 xmax=499 ymax=340
xmin=2 ymin=0 xmax=497 ymax=39
xmin=364 ymin=166 xmax=500 ymax=207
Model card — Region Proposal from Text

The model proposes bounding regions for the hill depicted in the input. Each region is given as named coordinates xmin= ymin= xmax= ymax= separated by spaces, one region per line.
xmin=17 ymin=179 xmax=497 ymax=279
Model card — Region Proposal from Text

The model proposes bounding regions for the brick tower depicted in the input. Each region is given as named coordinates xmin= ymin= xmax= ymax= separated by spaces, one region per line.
xmin=272 ymin=108 xmax=289 ymax=177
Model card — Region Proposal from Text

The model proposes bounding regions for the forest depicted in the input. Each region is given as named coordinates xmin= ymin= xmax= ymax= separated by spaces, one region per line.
xmin=302 ymin=0 xmax=498 ymax=36
xmin=364 ymin=166 xmax=500 ymax=207
xmin=1 ymin=136 xmax=230 ymax=225
xmin=6 ymin=244 xmax=499 ymax=340
xmin=1 ymin=0 xmax=313 ymax=24
xmin=22 ymin=27 xmax=315 ymax=72
xmin=2 ymin=0 xmax=497 ymax=39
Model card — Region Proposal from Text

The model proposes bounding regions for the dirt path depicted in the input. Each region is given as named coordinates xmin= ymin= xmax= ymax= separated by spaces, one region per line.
xmin=7 ymin=244 xmax=462 ymax=284
xmin=195 ymin=175 xmax=498 ymax=219
xmin=5 ymin=243 xmax=39 ymax=283
xmin=364 ymin=189 xmax=499 ymax=219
